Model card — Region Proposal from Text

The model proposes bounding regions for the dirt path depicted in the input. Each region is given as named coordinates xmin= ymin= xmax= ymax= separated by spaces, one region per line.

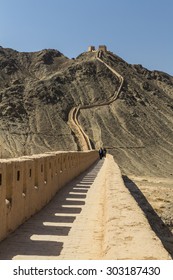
xmin=103 ymin=156 xmax=171 ymax=259
xmin=0 ymin=155 xmax=171 ymax=260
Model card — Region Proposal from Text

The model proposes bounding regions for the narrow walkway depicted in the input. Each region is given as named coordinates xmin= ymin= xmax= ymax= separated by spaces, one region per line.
xmin=102 ymin=156 xmax=171 ymax=260
xmin=0 ymin=156 xmax=171 ymax=260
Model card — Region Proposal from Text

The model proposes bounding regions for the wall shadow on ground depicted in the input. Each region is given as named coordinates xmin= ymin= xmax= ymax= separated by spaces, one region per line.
xmin=0 ymin=159 xmax=104 ymax=260
xmin=123 ymin=175 xmax=173 ymax=259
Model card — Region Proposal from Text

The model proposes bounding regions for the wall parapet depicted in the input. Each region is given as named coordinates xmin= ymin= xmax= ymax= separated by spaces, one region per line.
xmin=0 ymin=150 xmax=98 ymax=242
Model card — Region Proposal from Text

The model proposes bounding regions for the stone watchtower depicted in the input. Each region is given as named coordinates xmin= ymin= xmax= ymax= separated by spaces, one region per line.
xmin=98 ymin=45 xmax=107 ymax=52
xmin=87 ymin=45 xmax=107 ymax=53
xmin=88 ymin=46 xmax=96 ymax=52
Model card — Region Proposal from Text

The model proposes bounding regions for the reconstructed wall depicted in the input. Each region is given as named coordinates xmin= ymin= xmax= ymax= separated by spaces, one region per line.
xmin=0 ymin=150 xmax=98 ymax=242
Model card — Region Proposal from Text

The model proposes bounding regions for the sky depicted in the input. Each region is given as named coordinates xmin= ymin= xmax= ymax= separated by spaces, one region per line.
xmin=0 ymin=0 xmax=173 ymax=75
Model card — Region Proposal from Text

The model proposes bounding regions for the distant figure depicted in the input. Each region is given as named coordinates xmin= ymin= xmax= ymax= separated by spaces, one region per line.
xmin=98 ymin=50 xmax=103 ymax=58
xmin=99 ymin=147 xmax=103 ymax=159
xmin=103 ymin=148 xmax=107 ymax=157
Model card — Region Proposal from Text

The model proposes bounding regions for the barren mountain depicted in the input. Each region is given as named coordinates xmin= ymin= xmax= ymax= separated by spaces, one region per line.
xmin=0 ymin=46 xmax=173 ymax=235
xmin=1 ymin=46 xmax=173 ymax=174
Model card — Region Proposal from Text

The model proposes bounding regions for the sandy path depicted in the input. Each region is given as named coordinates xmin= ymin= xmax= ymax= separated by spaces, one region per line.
xmin=103 ymin=156 xmax=171 ymax=259
xmin=0 ymin=156 xmax=171 ymax=260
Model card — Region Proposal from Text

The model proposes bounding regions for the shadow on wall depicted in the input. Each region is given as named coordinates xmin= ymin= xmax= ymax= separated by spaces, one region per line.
xmin=123 ymin=175 xmax=173 ymax=259
xmin=0 ymin=160 xmax=104 ymax=260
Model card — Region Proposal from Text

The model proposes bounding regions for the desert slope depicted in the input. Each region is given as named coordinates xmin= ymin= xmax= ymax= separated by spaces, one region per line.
xmin=0 ymin=47 xmax=173 ymax=176
xmin=0 ymin=48 xmax=118 ymax=156
xmin=1 ymin=46 xmax=173 ymax=176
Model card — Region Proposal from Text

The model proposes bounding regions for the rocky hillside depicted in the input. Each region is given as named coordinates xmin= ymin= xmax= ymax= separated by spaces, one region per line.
xmin=0 ymin=46 xmax=173 ymax=178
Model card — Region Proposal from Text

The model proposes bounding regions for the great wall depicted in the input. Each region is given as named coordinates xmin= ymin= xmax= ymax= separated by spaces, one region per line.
xmin=1 ymin=45 xmax=120 ymax=243
xmin=0 ymin=150 xmax=98 ymax=242
xmin=0 ymin=46 xmax=172 ymax=259
xmin=68 ymin=45 xmax=124 ymax=151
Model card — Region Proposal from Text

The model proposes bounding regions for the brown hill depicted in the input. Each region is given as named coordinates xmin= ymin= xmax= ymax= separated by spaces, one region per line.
xmin=0 ymin=46 xmax=173 ymax=172
xmin=1 ymin=46 xmax=173 ymax=176
xmin=0 ymin=48 xmax=173 ymax=175
xmin=0 ymin=47 xmax=120 ymax=156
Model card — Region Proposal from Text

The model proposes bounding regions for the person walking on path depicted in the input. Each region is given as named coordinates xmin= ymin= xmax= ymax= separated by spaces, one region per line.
xmin=99 ymin=148 xmax=103 ymax=159
xmin=103 ymin=148 xmax=107 ymax=158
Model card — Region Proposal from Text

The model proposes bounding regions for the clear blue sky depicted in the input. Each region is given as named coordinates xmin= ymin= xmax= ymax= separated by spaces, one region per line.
xmin=1 ymin=0 xmax=173 ymax=75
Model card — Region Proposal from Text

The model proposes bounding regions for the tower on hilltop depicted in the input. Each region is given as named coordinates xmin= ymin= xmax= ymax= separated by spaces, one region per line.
xmin=88 ymin=45 xmax=107 ymax=52
xmin=98 ymin=45 xmax=107 ymax=52
xmin=88 ymin=46 xmax=96 ymax=52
